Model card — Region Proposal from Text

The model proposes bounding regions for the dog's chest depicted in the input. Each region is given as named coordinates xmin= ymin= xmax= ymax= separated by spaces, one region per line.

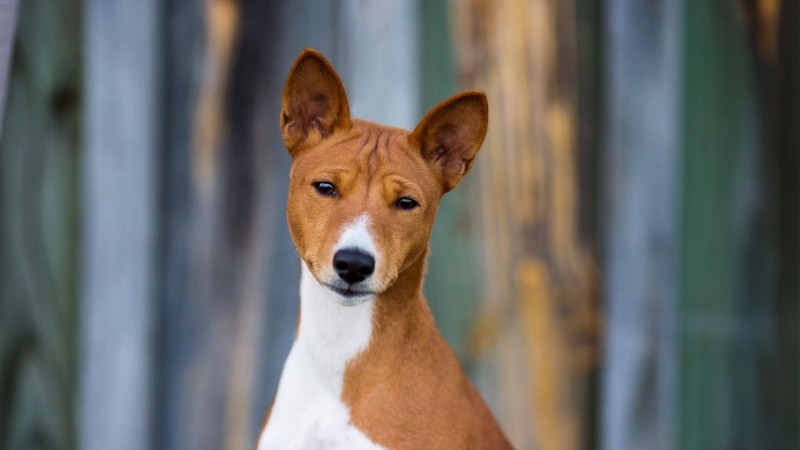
xmin=257 ymin=344 xmax=383 ymax=450
xmin=257 ymin=264 xmax=384 ymax=450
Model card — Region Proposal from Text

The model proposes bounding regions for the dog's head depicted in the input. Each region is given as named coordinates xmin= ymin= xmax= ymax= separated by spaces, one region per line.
xmin=281 ymin=49 xmax=488 ymax=305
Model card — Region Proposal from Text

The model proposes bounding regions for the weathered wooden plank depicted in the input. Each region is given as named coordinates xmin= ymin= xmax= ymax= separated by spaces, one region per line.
xmin=770 ymin=0 xmax=799 ymax=444
xmin=79 ymin=1 xmax=161 ymax=449
xmin=679 ymin=1 xmax=799 ymax=449
xmin=0 ymin=0 xmax=16 ymax=132
xmin=452 ymin=1 xmax=600 ymax=448
xmin=679 ymin=2 xmax=751 ymax=448
xmin=575 ymin=1 xmax=602 ymax=445
xmin=158 ymin=0 xmax=284 ymax=447
xmin=153 ymin=1 xmax=204 ymax=450
xmin=335 ymin=0 xmax=418 ymax=129
xmin=0 ymin=1 xmax=79 ymax=449
xmin=678 ymin=6 xmax=753 ymax=447
xmin=600 ymin=1 xmax=683 ymax=449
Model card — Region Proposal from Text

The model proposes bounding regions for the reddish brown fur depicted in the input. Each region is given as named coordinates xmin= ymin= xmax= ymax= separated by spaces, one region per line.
xmin=264 ymin=48 xmax=511 ymax=449
xmin=343 ymin=251 xmax=511 ymax=449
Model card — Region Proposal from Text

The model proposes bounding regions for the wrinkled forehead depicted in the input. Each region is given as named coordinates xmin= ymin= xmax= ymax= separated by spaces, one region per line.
xmin=290 ymin=122 xmax=441 ymax=193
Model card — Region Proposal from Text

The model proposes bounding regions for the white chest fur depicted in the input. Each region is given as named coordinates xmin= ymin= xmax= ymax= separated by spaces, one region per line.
xmin=257 ymin=263 xmax=384 ymax=450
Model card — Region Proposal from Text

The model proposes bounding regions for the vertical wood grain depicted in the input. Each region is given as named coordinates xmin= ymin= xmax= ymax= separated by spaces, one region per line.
xmin=452 ymin=1 xmax=600 ymax=448
xmin=771 ymin=1 xmax=799 ymax=442
xmin=79 ymin=0 xmax=161 ymax=449
xmin=679 ymin=1 xmax=798 ymax=449
xmin=0 ymin=1 xmax=79 ymax=448
xmin=0 ymin=0 xmax=16 ymax=133
xmin=600 ymin=1 xmax=682 ymax=449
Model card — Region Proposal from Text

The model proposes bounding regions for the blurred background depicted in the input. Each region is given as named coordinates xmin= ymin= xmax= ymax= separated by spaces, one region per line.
xmin=0 ymin=0 xmax=797 ymax=449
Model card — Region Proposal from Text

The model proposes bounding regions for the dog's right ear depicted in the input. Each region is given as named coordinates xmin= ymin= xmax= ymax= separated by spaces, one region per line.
xmin=280 ymin=49 xmax=351 ymax=155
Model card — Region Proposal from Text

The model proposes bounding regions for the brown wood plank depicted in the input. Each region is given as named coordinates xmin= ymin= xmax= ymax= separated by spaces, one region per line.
xmin=452 ymin=1 xmax=600 ymax=448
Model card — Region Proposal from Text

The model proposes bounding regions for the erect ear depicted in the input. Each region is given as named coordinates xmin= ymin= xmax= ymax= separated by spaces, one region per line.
xmin=281 ymin=49 xmax=351 ymax=154
xmin=410 ymin=91 xmax=489 ymax=192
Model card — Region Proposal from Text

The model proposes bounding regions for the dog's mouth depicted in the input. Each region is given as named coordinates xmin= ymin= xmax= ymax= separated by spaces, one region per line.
xmin=323 ymin=283 xmax=375 ymax=299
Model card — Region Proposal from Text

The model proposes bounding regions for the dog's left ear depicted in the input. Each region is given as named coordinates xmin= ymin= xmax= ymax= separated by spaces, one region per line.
xmin=281 ymin=49 xmax=352 ymax=155
xmin=410 ymin=91 xmax=489 ymax=192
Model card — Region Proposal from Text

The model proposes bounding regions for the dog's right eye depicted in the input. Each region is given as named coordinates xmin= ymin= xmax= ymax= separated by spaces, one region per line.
xmin=312 ymin=181 xmax=337 ymax=197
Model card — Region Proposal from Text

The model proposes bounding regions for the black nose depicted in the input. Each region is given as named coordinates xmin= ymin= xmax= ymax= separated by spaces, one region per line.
xmin=333 ymin=249 xmax=375 ymax=285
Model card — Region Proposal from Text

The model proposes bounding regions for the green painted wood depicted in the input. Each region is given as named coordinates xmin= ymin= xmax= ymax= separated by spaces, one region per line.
xmin=419 ymin=0 xmax=482 ymax=366
xmin=0 ymin=0 xmax=17 ymax=132
xmin=680 ymin=3 xmax=750 ymax=448
xmin=0 ymin=0 xmax=81 ymax=449
xmin=679 ymin=2 xmax=797 ymax=449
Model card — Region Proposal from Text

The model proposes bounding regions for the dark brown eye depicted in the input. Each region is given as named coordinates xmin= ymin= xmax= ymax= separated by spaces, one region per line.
xmin=313 ymin=181 xmax=337 ymax=197
xmin=395 ymin=197 xmax=419 ymax=210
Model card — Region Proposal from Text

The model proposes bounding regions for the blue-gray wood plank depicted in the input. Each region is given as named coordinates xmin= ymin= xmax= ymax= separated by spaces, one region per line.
xmin=600 ymin=1 xmax=682 ymax=449
xmin=79 ymin=1 xmax=161 ymax=450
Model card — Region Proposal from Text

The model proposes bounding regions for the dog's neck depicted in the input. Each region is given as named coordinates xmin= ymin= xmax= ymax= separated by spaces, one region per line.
xmin=295 ymin=249 xmax=431 ymax=387
xmin=296 ymin=261 xmax=375 ymax=392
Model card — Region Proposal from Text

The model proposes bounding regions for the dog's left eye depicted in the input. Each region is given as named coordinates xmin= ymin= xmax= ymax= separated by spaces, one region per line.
xmin=313 ymin=181 xmax=337 ymax=197
xmin=395 ymin=197 xmax=419 ymax=210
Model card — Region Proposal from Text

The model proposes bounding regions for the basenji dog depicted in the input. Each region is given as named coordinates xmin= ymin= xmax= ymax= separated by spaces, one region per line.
xmin=257 ymin=49 xmax=512 ymax=450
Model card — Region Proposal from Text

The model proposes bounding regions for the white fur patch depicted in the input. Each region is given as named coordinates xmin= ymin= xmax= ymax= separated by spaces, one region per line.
xmin=333 ymin=214 xmax=376 ymax=260
xmin=257 ymin=262 xmax=383 ymax=450
xmin=320 ymin=214 xmax=382 ymax=307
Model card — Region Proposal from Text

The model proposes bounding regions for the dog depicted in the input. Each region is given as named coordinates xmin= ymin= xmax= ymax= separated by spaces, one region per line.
xmin=257 ymin=49 xmax=512 ymax=450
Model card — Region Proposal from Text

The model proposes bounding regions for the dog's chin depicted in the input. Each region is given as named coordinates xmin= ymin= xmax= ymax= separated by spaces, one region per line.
xmin=323 ymin=284 xmax=375 ymax=306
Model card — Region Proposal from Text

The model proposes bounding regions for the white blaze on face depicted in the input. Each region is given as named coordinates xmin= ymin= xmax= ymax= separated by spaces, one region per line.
xmin=326 ymin=214 xmax=381 ymax=305
xmin=333 ymin=214 xmax=377 ymax=263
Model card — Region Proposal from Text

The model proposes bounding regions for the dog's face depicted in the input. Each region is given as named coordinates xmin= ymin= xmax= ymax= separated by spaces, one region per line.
xmin=281 ymin=49 xmax=488 ymax=305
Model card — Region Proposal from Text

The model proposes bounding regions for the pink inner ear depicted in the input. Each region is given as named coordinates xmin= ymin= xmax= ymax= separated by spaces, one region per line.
xmin=295 ymin=91 xmax=330 ymax=138
xmin=412 ymin=91 xmax=488 ymax=190
xmin=428 ymin=124 xmax=471 ymax=182
xmin=432 ymin=124 xmax=468 ymax=160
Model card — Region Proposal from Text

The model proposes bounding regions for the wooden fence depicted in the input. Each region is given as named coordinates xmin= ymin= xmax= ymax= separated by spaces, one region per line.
xmin=0 ymin=1 xmax=797 ymax=449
